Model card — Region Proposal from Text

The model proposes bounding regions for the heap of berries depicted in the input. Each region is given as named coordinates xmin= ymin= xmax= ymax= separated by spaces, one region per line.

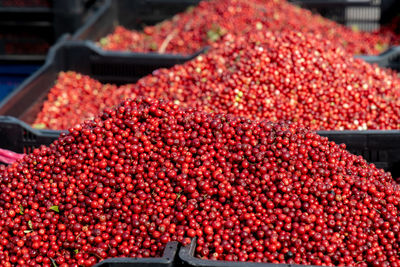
xmin=32 ymin=72 xmax=122 ymax=130
xmin=35 ymin=31 xmax=400 ymax=130
xmin=3 ymin=98 xmax=400 ymax=266
xmin=99 ymin=0 xmax=397 ymax=55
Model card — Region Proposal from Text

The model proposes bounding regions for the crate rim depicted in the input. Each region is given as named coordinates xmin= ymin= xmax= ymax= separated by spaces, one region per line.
xmin=0 ymin=115 xmax=63 ymax=137
xmin=80 ymin=39 xmax=208 ymax=58
xmin=356 ymin=46 xmax=400 ymax=64
xmin=2 ymin=113 xmax=400 ymax=137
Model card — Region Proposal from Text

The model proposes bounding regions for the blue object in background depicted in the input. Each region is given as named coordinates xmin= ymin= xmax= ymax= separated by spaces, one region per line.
xmin=0 ymin=64 xmax=41 ymax=102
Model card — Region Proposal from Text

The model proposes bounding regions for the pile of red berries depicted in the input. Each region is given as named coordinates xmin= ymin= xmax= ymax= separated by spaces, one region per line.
xmin=3 ymin=98 xmax=400 ymax=266
xmin=33 ymin=72 xmax=121 ymax=130
xmin=35 ymin=30 xmax=400 ymax=130
xmin=99 ymin=0 xmax=397 ymax=55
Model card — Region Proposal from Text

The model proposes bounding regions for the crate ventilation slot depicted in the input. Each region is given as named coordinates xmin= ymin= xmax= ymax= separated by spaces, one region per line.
xmin=23 ymin=145 xmax=34 ymax=154
xmin=23 ymin=130 xmax=36 ymax=142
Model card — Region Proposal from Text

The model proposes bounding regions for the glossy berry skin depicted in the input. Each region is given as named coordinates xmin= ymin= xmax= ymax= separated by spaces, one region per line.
xmin=2 ymin=98 xmax=400 ymax=266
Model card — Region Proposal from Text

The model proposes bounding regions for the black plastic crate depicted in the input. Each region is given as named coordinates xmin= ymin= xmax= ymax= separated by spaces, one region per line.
xmin=118 ymin=0 xmax=202 ymax=27
xmin=318 ymin=130 xmax=400 ymax=178
xmin=52 ymin=0 xmax=101 ymax=39
xmin=0 ymin=116 xmax=61 ymax=154
xmin=0 ymin=0 xmax=104 ymax=60
xmin=179 ymin=238 xmax=322 ymax=267
xmin=73 ymin=0 xmax=203 ymax=58
xmin=94 ymin=241 xmax=178 ymax=267
xmin=0 ymin=39 xmax=202 ymax=126
xmin=289 ymin=0 xmax=385 ymax=32
xmin=0 ymin=0 xmax=100 ymax=38
xmin=357 ymin=45 xmax=400 ymax=71
xmin=72 ymin=0 xmax=129 ymax=43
